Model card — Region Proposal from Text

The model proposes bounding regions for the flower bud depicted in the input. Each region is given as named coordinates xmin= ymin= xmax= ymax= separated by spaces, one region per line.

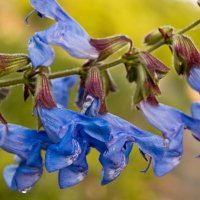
xmin=84 ymin=67 xmax=107 ymax=114
xmin=139 ymin=51 xmax=169 ymax=80
xmin=144 ymin=26 xmax=173 ymax=46
xmin=125 ymin=51 xmax=169 ymax=104
xmin=172 ymin=34 xmax=200 ymax=75
xmin=0 ymin=54 xmax=30 ymax=77
xmin=35 ymin=73 xmax=56 ymax=108
xmin=90 ymin=35 xmax=132 ymax=61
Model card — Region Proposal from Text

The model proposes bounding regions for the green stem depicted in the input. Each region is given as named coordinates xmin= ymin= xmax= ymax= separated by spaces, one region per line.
xmin=0 ymin=18 xmax=200 ymax=88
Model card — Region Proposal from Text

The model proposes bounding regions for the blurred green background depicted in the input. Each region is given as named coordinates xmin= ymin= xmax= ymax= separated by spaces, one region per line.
xmin=0 ymin=0 xmax=200 ymax=199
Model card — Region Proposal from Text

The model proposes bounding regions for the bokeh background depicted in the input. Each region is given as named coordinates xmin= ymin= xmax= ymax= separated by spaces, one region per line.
xmin=0 ymin=0 xmax=200 ymax=199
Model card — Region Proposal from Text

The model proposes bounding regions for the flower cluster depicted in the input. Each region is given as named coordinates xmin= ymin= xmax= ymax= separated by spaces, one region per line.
xmin=0 ymin=0 xmax=200 ymax=194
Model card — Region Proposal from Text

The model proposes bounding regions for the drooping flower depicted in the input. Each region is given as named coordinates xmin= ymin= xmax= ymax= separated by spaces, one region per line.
xmin=81 ymin=96 xmax=183 ymax=184
xmin=0 ymin=123 xmax=50 ymax=192
xmin=28 ymin=0 xmax=132 ymax=68
xmin=172 ymin=34 xmax=200 ymax=92
xmin=3 ymin=146 xmax=42 ymax=193
xmin=34 ymin=72 xmax=111 ymax=187
xmin=140 ymin=100 xmax=200 ymax=141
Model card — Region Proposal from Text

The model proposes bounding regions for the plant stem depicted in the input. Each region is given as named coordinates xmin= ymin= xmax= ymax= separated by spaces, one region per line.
xmin=0 ymin=18 xmax=200 ymax=88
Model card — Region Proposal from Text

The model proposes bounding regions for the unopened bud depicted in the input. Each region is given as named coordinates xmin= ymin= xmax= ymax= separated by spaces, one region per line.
xmin=90 ymin=35 xmax=132 ymax=61
xmin=172 ymin=34 xmax=200 ymax=75
xmin=0 ymin=54 xmax=30 ymax=77
xmin=144 ymin=26 xmax=173 ymax=46
xmin=35 ymin=73 xmax=56 ymax=108
xmin=139 ymin=51 xmax=169 ymax=80
xmin=84 ymin=67 xmax=107 ymax=114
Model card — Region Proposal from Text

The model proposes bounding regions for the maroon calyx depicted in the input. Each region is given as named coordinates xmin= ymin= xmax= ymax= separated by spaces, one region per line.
xmin=90 ymin=35 xmax=133 ymax=61
xmin=173 ymin=34 xmax=200 ymax=71
xmin=35 ymin=72 xmax=57 ymax=109
xmin=84 ymin=67 xmax=108 ymax=114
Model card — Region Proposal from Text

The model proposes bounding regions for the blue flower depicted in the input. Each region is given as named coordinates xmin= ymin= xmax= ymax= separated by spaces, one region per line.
xmin=36 ymin=105 xmax=111 ymax=187
xmin=45 ymin=128 xmax=90 ymax=188
xmin=140 ymin=100 xmax=200 ymax=141
xmin=36 ymin=106 xmax=111 ymax=143
xmin=0 ymin=124 xmax=49 ymax=159
xmin=97 ymin=113 xmax=183 ymax=183
xmin=28 ymin=0 xmax=131 ymax=67
xmin=3 ymin=145 xmax=42 ymax=193
xmin=51 ymin=76 xmax=77 ymax=108
xmin=29 ymin=0 xmax=70 ymax=21
xmin=0 ymin=124 xmax=50 ymax=192
xmin=28 ymin=34 xmax=55 ymax=68
xmin=80 ymin=96 xmax=183 ymax=183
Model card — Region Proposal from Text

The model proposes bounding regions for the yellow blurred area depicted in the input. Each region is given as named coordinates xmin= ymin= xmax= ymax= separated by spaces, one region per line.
xmin=0 ymin=0 xmax=200 ymax=200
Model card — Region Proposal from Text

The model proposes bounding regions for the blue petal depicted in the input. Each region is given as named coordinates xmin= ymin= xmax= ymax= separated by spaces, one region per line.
xmin=58 ymin=166 xmax=87 ymax=189
xmin=37 ymin=107 xmax=111 ymax=143
xmin=51 ymin=76 xmax=77 ymax=108
xmin=14 ymin=164 xmax=42 ymax=193
xmin=140 ymin=101 xmax=183 ymax=139
xmin=153 ymin=125 xmax=184 ymax=176
xmin=0 ymin=124 xmax=44 ymax=159
xmin=4 ymin=160 xmax=43 ymax=193
xmin=140 ymin=101 xmax=200 ymax=141
xmin=187 ymin=67 xmax=200 ymax=92
xmin=191 ymin=102 xmax=200 ymax=120
xmin=28 ymin=34 xmax=55 ymax=68
xmin=99 ymin=113 xmax=182 ymax=177
xmin=37 ymin=22 xmax=99 ymax=59
xmin=26 ymin=143 xmax=43 ymax=168
xmin=76 ymin=85 xmax=85 ymax=108
xmin=3 ymin=165 xmax=17 ymax=191
xmin=29 ymin=0 xmax=70 ymax=21
xmin=45 ymin=132 xmax=81 ymax=172
xmin=100 ymin=140 xmax=133 ymax=185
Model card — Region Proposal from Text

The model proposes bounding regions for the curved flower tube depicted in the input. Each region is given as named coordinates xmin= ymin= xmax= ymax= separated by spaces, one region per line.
xmin=140 ymin=100 xmax=200 ymax=141
xmin=0 ymin=124 xmax=49 ymax=159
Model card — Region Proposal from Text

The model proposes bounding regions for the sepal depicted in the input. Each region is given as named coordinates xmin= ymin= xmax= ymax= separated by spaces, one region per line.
xmin=0 ymin=54 xmax=30 ymax=77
